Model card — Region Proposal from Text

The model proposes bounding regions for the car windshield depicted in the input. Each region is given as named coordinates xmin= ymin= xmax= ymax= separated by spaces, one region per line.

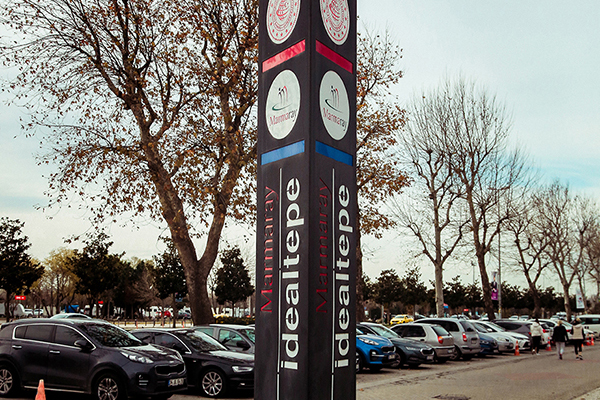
xmin=185 ymin=330 xmax=227 ymax=352
xmin=81 ymin=323 xmax=142 ymax=347
xmin=483 ymin=322 xmax=506 ymax=332
xmin=367 ymin=324 xmax=399 ymax=339
xmin=238 ymin=328 xmax=255 ymax=343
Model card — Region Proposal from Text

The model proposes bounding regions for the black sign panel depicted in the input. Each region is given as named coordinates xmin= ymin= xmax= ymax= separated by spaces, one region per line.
xmin=256 ymin=1 xmax=356 ymax=399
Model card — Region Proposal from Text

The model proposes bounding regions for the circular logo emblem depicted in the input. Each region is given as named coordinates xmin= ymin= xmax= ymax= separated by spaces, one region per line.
xmin=320 ymin=0 xmax=350 ymax=45
xmin=266 ymin=70 xmax=301 ymax=139
xmin=267 ymin=0 xmax=301 ymax=45
xmin=320 ymin=71 xmax=349 ymax=141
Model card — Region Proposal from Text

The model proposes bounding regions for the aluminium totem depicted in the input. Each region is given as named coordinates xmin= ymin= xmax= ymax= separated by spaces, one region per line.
xmin=256 ymin=0 xmax=357 ymax=399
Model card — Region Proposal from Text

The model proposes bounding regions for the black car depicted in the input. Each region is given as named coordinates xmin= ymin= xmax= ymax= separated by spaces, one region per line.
xmin=132 ymin=328 xmax=254 ymax=398
xmin=0 ymin=319 xmax=186 ymax=399
xmin=357 ymin=322 xmax=435 ymax=368
xmin=195 ymin=324 xmax=255 ymax=354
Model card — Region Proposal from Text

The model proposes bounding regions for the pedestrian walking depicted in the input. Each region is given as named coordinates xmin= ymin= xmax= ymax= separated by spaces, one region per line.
xmin=571 ymin=318 xmax=585 ymax=360
xmin=530 ymin=318 xmax=543 ymax=355
xmin=552 ymin=320 xmax=568 ymax=359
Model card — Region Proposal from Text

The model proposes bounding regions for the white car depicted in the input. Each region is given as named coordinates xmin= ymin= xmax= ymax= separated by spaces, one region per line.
xmin=475 ymin=320 xmax=530 ymax=350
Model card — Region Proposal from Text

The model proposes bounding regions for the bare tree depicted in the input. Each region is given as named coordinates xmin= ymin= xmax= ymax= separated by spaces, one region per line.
xmin=440 ymin=77 xmax=529 ymax=320
xmin=572 ymin=195 xmax=599 ymax=312
xmin=586 ymin=223 xmax=600 ymax=299
xmin=538 ymin=181 xmax=591 ymax=319
xmin=505 ymin=188 xmax=550 ymax=318
xmin=355 ymin=28 xmax=409 ymax=321
xmin=1 ymin=0 xmax=259 ymax=323
xmin=391 ymin=87 xmax=469 ymax=317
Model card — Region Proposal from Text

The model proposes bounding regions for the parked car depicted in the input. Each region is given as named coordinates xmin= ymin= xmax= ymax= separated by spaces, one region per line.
xmin=471 ymin=321 xmax=516 ymax=353
xmin=576 ymin=315 xmax=600 ymax=338
xmin=390 ymin=323 xmax=455 ymax=363
xmin=390 ymin=314 xmax=414 ymax=325
xmin=477 ymin=331 xmax=499 ymax=355
xmin=0 ymin=318 xmax=187 ymax=399
xmin=132 ymin=327 xmax=254 ymax=398
xmin=50 ymin=313 xmax=92 ymax=320
xmin=177 ymin=310 xmax=191 ymax=320
xmin=195 ymin=324 xmax=255 ymax=354
xmin=414 ymin=318 xmax=481 ymax=360
xmin=357 ymin=322 xmax=435 ymax=368
xmin=355 ymin=330 xmax=397 ymax=372
xmin=474 ymin=320 xmax=529 ymax=350
xmin=494 ymin=319 xmax=550 ymax=346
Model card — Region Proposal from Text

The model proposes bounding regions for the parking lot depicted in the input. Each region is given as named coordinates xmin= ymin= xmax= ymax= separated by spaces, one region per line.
xmin=16 ymin=343 xmax=600 ymax=400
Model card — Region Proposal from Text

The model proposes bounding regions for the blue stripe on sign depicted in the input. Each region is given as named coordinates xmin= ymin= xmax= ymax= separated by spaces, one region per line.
xmin=261 ymin=140 xmax=305 ymax=165
xmin=315 ymin=141 xmax=354 ymax=166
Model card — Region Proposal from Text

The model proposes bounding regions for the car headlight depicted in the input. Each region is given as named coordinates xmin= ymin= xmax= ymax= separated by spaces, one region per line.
xmin=232 ymin=366 xmax=254 ymax=373
xmin=358 ymin=337 xmax=378 ymax=346
xmin=121 ymin=351 xmax=154 ymax=364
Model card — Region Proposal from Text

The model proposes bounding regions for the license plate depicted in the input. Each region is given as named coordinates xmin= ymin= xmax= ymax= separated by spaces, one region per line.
xmin=427 ymin=355 xmax=433 ymax=360
xmin=168 ymin=378 xmax=185 ymax=387
xmin=388 ymin=353 xmax=397 ymax=360
xmin=448 ymin=349 xmax=454 ymax=354
xmin=471 ymin=338 xmax=477 ymax=343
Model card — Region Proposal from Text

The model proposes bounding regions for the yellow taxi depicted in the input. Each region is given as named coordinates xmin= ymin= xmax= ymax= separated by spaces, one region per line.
xmin=390 ymin=314 xmax=414 ymax=325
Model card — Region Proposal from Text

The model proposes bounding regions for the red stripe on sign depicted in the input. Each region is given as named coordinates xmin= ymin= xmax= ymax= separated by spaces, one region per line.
xmin=315 ymin=40 xmax=353 ymax=73
xmin=262 ymin=40 xmax=306 ymax=72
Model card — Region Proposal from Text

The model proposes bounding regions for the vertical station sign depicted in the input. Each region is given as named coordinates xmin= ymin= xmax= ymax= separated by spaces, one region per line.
xmin=256 ymin=0 xmax=357 ymax=399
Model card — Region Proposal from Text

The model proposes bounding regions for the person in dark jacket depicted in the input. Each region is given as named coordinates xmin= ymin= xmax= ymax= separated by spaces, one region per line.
xmin=571 ymin=318 xmax=585 ymax=360
xmin=552 ymin=320 xmax=568 ymax=360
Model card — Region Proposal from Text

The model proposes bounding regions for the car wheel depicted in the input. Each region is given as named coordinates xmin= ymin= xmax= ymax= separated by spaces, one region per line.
xmin=397 ymin=351 xmax=407 ymax=368
xmin=93 ymin=372 xmax=125 ymax=400
xmin=200 ymin=369 xmax=227 ymax=398
xmin=449 ymin=346 xmax=461 ymax=361
xmin=356 ymin=352 xmax=364 ymax=373
xmin=0 ymin=364 xmax=18 ymax=397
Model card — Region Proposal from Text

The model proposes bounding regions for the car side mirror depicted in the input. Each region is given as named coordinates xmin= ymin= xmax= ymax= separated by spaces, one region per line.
xmin=74 ymin=339 xmax=93 ymax=352
xmin=236 ymin=341 xmax=251 ymax=349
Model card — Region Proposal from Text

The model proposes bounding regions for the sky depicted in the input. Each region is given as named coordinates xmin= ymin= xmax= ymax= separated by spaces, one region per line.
xmin=1 ymin=1 xmax=599 ymax=289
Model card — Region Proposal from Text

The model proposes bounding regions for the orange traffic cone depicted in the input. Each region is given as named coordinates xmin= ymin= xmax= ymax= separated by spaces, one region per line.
xmin=546 ymin=341 xmax=552 ymax=351
xmin=514 ymin=341 xmax=520 ymax=356
xmin=592 ymin=336 xmax=595 ymax=346
xmin=35 ymin=379 xmax=46 ymax=400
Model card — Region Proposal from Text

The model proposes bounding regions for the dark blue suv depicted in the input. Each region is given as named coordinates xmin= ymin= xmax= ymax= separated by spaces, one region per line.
xmin=0 ymin=319 xmax=187 ymax=399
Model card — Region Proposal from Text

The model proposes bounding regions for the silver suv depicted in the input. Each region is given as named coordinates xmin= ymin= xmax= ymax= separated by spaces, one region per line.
xmin=415 ymin=318 xmax=480 ymax=360
xmin=391 ymin=323 xmax=455 ymax=363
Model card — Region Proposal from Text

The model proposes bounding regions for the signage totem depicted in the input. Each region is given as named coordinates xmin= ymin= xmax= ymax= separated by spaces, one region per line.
xmin=256 ymin=0 xmax=357 ymax=399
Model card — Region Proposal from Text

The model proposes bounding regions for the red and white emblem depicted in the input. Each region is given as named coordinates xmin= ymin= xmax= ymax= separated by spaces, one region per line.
xmin=267 ymin=0 xmax=301 ymax=45
xmin=320 ymin=0 xmax=349 ymax=45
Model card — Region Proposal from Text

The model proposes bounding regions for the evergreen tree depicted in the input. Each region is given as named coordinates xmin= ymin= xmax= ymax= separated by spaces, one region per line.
xmin=0 ymin=217 xmax=44 ymax=321
xmin=214 ymin=247 xmax=254 ymax=310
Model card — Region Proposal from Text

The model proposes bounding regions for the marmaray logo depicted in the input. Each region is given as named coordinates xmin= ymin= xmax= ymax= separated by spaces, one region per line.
xmin=325 ymin=85 xmax=340 ymax=111
xmin=266 ymin=70 xmax=301 ymax=139
xmin=272 ymin=86 xmax=290 ymax=112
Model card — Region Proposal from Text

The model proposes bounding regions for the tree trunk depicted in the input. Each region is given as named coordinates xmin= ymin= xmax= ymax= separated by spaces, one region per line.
xmin=532 ymin=289 xmax=541 ymax=318
xmin=562 ymin=283 xmax=572 ymax=321
xmin=477 ymin=252 xmax=496 ymax=320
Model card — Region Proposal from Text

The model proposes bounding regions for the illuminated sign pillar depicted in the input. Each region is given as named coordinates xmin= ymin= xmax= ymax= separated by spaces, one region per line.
xmin=256 ymin=0 xmax=357 ymax=399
